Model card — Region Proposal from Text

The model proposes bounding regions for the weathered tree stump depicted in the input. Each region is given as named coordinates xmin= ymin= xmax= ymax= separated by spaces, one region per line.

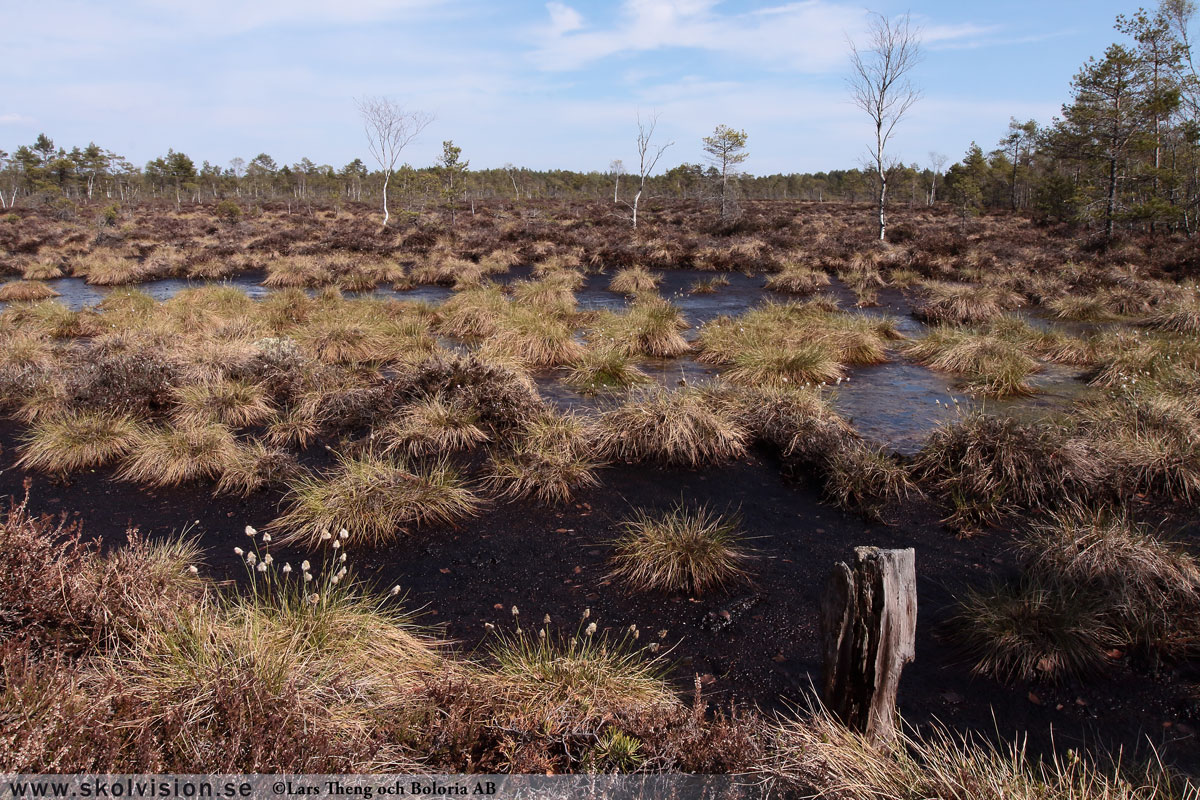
xmin=820 ymin=546 xmax=917 ymax=744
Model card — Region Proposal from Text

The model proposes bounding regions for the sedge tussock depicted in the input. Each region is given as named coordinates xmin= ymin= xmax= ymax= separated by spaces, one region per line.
xmin=0 ymin=280 xmax=59 ymax=302
xmin=18 ymin=411 xmax=142 ymax=473
xmin=118 ymin=422 xmax=238 ymax=486
xmin=486 ymin=411 xmax=602 ymax=504
xmin=598 ymin=386 xmax=749 ymax=467
xmin=269 ymin=452 xmax=480 ymax=548
xmin=609 ymin=504 xmax=753 ymax=595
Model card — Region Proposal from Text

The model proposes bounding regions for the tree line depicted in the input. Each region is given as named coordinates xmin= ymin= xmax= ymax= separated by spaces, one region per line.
xmin=0 ymin=131 xmax=941 ymax=212
xmin=942 ymin=0 xmax=1200 ymax=237
xmin=6 ymin=0 xmax=1198 ymax=241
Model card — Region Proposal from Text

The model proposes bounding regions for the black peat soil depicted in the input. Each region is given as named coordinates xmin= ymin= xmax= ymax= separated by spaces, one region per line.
xmin=1 ymin=422 xmax=1197 ymax=772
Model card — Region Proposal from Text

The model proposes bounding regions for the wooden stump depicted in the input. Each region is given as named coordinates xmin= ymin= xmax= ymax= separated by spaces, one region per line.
xmin=820 ymin=546 xmax=917 ymax=744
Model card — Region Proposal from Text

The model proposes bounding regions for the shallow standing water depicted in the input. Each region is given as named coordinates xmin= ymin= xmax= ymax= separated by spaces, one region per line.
xmin=0 ymin=270 xmax=1094 ymax=453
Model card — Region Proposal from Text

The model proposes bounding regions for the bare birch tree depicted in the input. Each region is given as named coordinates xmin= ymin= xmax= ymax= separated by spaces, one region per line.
xmin=355 ymin=96 xmax=434 ymax=227
xmin=625 ymin=114 xmax=673 ymax=229
xmin=848 ymin=12 xmax=922 ymax=241
xmin=927 ymin=151 xmax=948 ymax=205
xmin=609 ymin=159 xmax=625 ymax=203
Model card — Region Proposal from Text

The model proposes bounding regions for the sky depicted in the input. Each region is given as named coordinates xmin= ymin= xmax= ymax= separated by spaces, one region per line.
xmin=0 ymin=0 xmax=1153 ymax=176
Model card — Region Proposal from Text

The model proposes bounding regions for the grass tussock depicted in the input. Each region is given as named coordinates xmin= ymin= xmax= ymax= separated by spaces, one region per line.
xmin=616 ymin=296 xmax=691 ymax=358
xmin=609 ymin=504 xmax=753 ymax=595
xmin=73 ymin=252 xmax=159 ymax=286
xmin=487 ymin=307 xmax=585 ymax=368
xmin=764 ymin=709 xmax=1191 ymax=800
xmin=688 ymin=275 xmax=729 ymax=295
xmin=172 ymin=379 xmax=275 ymax=428
xmin=725 ymin=341 xmax=845 ymax=389
xmin=1021 ymin=511 xmax=1200 ymax=659
xmin=697 ymin=301 xmax=894 ymax=387
xmin=18 ymin=411 xmax=142 ymax=473
xmin=563 ymin=345 xmax=650 ymax=394
xmin=1082 ymin=392 xmax=1200 ymax=502
xmin=214 ymin=439 xmax=300 ymax=497
xmin=823 ymin=440 xmax=918 ymax=519
xmin=914 ymin=282 xmax=1023 ymax=325
xmin=21 ymin=260 xmax=64 ymax=281
xmin=117 ymin=422 xmax=238 ymax=486
xmin=269 ymin=451 xmax=480 ymax=548
xmin=913 ymin=413 xmax=1105 ymax=529
xmin=599 ymin=386 xmax=750 ymax=467
xmin=376 ymin=393 xmax=489 ymax=457
xmin=487 ymin=623 xmax=675 ymax=728
xmin=609 ymin=266 xmax=661 ymax=294
xmin=952 ymin=577 xmax=1115 ymax=683
xmin=0 ymin=280 xmax=59 ymax=302
xmin=903 ymin=328 xmax=1040 ymax=397
xmin=1139 ymin=295 xmax=1200 ymax=334
xmin=486 ymin=411 xmax=602 ymax=504
xmin=765 ymin=266 xmax=830 ymax=295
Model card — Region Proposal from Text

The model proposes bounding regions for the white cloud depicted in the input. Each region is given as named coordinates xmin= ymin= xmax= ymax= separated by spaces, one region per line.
xmin=0 ymin=114 xmax=34 ymax=125
xmin=545 ymin=2 xmax=584 ymax=35
xmin=530 ymin=1 xmax=986 ymax=72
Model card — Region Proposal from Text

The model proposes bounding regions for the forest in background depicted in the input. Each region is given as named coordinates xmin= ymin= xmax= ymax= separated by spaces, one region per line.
xmin=4 ymin=2 xmax=1200 ymax=241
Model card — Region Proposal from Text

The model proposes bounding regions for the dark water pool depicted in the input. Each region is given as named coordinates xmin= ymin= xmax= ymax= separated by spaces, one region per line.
xmin=0 ymin=271 xmax=1091 ymax=453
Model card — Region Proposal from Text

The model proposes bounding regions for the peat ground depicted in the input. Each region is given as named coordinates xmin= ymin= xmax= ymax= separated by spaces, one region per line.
xmin=2 ymin=422 xmax=1197 ymax=771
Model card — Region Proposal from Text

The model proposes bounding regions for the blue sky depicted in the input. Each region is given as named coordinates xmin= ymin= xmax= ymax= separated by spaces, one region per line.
xmin=0 ymin=1 xmax=1148 ymax=175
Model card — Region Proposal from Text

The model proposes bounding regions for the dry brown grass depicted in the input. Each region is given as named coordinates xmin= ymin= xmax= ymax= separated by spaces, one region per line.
xmin=598 ymin=386 xmax=749 ymax=467
xmin=269 ymin=451 xmax=481 ymax=547
xmin=608 ymin=504 xmax=754 ymax=595
xmin=486 ymin=411 xmax=602 ymax=504
xmin=18 ymin=411 xmax=142 ymax=473
xmin=0 ymin=280 xmax=59 ymax=302
xmin=117 ymin=422 xmax=239 ymax=486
